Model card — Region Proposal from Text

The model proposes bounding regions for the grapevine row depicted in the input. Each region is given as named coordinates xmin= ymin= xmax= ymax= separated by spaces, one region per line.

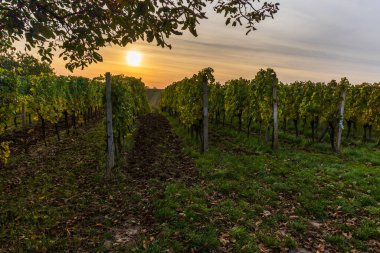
xmin=160 ymin=68 xmax=380 ymax=151
xmin=160 ymin=68 xmax=214 ymax=148
xmin=0 ymin=69 xmax=149 ymax=165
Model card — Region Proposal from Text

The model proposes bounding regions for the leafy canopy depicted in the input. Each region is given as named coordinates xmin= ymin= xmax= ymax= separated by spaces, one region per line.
xmin=0 ymin=0 xmax=279 ymax=70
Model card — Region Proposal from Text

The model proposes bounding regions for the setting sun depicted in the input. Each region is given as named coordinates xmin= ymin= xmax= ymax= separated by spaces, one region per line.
xmin=126 ymin=51 xmax=142 ymax=67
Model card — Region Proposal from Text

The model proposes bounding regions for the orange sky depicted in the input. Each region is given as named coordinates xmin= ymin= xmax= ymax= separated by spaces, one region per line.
xmin=29 ymin=1 xmax=380 ymax=88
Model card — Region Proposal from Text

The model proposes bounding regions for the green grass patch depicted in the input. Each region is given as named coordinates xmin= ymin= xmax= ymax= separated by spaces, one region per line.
xmin=163 ymin=113 xmax=380 ymax=252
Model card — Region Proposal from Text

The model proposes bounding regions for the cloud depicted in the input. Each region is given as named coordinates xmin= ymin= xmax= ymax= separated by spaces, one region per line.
xmin=46 ymin=0 xmax=380 ymax=87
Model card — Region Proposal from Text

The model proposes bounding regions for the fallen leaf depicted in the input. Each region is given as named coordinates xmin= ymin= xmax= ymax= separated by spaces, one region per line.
xmin=317 ymin=242 xmax=325 ymax=252
xmin=310 ymin=221 xmax=322 ymax=229
xmin=342 ymin=232 xmax=352 ymax=239
xmin=219 ymin=233 xmax=230 ymax=246
xmin=262 ymin=210 xmax=272 ymax=217
xmin=143 ymin=240 xmax=149 ymax=249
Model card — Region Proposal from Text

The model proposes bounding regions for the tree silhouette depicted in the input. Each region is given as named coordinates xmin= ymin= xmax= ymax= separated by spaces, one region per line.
xmin=0 ymin=0 xmax=279 ymax=70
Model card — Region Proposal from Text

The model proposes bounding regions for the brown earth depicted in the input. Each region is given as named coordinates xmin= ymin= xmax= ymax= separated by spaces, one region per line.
xmin=111 ymin=113 xmax=200 ymax=250
xmin=128 ymin=113 xmax=199 ymax=183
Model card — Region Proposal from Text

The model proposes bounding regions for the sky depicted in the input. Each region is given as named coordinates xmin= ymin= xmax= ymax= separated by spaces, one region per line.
xmin=46 ymin=0 xmax=380 ymax=88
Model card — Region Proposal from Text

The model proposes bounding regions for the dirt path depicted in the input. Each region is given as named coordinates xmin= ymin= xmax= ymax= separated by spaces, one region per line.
xmin=0 ymin=114 xmax=200 ymax=252
xmin=128 ymin=113 xmax=199 ymax=182
xmin=113 ymin=113 xmax=200 ymax=249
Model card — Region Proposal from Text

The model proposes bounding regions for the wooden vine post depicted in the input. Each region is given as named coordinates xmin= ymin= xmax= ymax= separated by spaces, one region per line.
xmin=336 ymin=87 xmax=346 ymax=153
xmin=202 ymin=74 xmax=209 ymax=153
xmin=21 ymin=103 xmax=26 ymax=128
xmin=20 ymin=77 xmax=27 ymax=128
xmin=272 ymin=76 xmax=279 ymax=150
xmin=105 ymin=72 xmax=115 ymax=178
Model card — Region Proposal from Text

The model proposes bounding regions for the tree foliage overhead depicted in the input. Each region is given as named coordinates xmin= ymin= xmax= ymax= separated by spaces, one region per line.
xmin=0 ymin=0 xmax=279 ymax=70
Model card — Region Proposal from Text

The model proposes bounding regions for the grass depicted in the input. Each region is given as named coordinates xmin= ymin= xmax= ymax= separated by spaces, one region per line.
xmin=0 ymin=122 xmax=137 ymax=252
xmin=140 ymin=114 xmax=380 ymax=252
xmin=1 ymin=113 xmax=379 ymax=252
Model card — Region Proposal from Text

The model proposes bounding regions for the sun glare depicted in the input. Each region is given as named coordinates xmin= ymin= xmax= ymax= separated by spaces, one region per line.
xmin=126 ymin=51 xmax=142 ymax=67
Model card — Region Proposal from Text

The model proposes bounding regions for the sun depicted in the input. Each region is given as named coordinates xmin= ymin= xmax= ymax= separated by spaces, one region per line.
xmin=126 ymin=51 xmax=142 ymax=67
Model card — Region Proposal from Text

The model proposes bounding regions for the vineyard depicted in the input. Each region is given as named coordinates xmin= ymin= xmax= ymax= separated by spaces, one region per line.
xmin=2 ymin=1 xmax=380 ymax=252
xmin=0 ymin=61 xmax=149 ymax=166
xmin=1 ymin=57 xmax=379 ymax=252
xmin=161 ymin=67 xmax=380 ymax=152
xmin=156 ymin=68 xmax=380 ymax=252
